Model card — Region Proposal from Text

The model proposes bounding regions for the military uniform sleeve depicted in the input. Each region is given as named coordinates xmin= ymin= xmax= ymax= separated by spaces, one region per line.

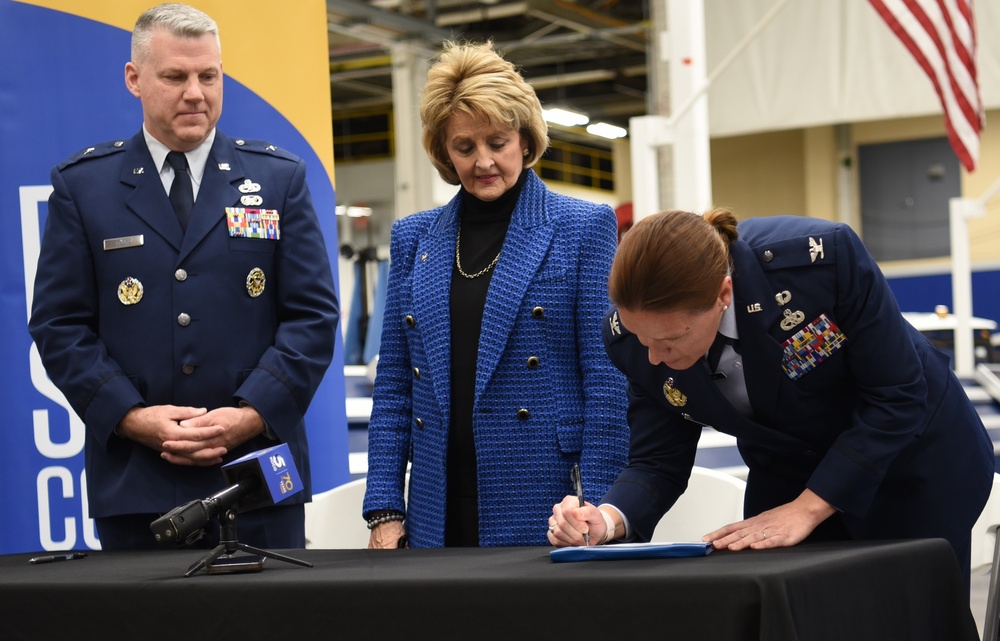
xmin=805 ymin=224 xmax=928 ymax=516
xmin=599 ymin=308 xmax=701 ymax=541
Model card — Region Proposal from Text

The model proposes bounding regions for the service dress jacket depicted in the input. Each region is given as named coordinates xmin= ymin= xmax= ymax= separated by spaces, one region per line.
xmin=28 ymin=130 xmax=339 ymax=518
xmin=363 ymin=170 xmax=629 ymax=547
xmin=602 ymin=215 xmax=994 ymax=555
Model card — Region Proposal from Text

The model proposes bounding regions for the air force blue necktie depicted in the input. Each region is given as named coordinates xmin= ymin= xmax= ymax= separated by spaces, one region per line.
xmin=166 ymin=151 xmax=193 ymax=231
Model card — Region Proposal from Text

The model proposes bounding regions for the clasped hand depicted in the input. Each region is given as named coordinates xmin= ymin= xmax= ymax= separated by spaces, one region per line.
xmin=117 ymin=405 xmax=266 ymax=466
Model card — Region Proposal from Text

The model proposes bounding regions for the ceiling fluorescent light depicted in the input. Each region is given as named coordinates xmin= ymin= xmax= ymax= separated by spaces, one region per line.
xmin=586 ymin=122 xmax=627 ymax=139
xmin=543 ymin=107 xmax=589 ymax=127
xmin=336 ymin=205 xmax=373 ymax=217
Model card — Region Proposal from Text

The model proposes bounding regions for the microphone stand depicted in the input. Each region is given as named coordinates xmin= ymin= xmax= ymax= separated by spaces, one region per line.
xmin=184 ymin=509 xmax=313 ymax=577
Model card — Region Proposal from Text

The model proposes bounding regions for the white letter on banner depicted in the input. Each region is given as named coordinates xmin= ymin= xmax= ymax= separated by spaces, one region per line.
xmin=29 ymin=343 xmax=85 ymax=458
xmin=81 ymin=469 xmax=101 ymax=550
xmin=37 ymin=467 xmax=77 ymax=550
xmin=21 ymin=185 xmax=85 ymax=459
xmin=19 ymin=185 xmax=52 ymax=320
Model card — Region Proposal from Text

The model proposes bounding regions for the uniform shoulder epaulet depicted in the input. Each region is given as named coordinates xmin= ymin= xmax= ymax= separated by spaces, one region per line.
xmin=231 ymin=138 xmax=299 ymax=162
xmin=56 ymin=139 xmax=128 ymax=170
xmin=749 ymin=231 xmax=837 ymax=271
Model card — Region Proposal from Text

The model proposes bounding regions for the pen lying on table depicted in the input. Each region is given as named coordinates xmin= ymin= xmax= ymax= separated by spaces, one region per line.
xmin=29 ymin=552 xmax=87 ymax=565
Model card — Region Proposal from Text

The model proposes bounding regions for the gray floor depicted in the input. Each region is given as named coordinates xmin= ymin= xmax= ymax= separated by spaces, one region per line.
xmin=973 ymin=572 xmax=990 ymax=639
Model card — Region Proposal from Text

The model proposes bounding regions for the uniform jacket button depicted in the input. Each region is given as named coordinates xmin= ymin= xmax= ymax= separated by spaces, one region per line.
xmin=517 ymin=408 xmax=530 ymax=420
xmin=181 ymin=364 xmax=195 ymax=375
xmin=174 ymin=269 xmax=188 ymax=281
xmin=763 ymin=250 xmax=774 ymax=262
xmin=177 ymin=313 xmax=191 ymax=326
xmin=532 ymin=306 xmax=545 ymax=318
xmin=527 ymin=356 xmax=540 ymax=369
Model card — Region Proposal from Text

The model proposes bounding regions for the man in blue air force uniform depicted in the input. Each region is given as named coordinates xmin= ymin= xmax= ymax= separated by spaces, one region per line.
xmin=28 ymin=3 xmax=338 ymax=550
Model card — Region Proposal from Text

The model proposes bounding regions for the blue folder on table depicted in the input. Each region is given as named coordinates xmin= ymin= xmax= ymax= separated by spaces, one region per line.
xmin=549 ymin=542 xmax=713 ymax=562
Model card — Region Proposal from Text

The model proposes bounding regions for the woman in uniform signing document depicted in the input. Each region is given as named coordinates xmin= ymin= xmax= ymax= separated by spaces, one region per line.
xmin=548 ymin=208 xmax=994 ymax=588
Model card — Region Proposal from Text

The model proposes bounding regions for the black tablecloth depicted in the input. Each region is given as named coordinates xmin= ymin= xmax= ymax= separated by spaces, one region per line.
xmin=0 ymin=540 xmax=978 ymax=641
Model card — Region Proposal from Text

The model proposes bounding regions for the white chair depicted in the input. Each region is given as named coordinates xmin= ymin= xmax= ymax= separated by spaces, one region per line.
xmin=972 ymin=473 xmax=1000 ymax=641
xmin=971 ymin=474 xmax=1000 ymax=576
xmin=304 ymin=477 xmax=370 ymax=549
xmin=649 ymin=466 xmax=747 ymax=542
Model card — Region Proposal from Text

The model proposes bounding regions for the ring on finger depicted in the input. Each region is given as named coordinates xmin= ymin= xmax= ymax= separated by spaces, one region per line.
xmin=759 ymin=530 xmax=767 ymax=539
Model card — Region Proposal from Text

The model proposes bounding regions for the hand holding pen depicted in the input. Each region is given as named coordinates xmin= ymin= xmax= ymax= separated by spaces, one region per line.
xmin=571 ymin=463 xmax=589 ymax=546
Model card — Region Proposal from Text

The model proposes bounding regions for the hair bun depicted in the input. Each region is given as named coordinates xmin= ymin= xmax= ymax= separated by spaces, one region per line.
xmin=703 ymin=208 xmax=739 ymax=245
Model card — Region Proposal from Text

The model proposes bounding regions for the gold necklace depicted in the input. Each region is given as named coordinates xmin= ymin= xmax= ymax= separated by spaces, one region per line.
xmin=455 ymin=221 xmax=502 ymax=279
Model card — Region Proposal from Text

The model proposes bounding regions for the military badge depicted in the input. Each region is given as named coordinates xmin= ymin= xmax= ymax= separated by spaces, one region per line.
xmin=238 ymin=179 xmax=261 ymax=193
xmin=663 ymin=377 xmax=687 ymax=407
xmin=809 ymin=237 xmax=825 ymax=263
xmin=246 ymin=267 xmax=266 ymax=298
xmin=117 ymin=277 xmax=143 ymax=305
xmin=779 ymin=308 xmax=805 ymax=331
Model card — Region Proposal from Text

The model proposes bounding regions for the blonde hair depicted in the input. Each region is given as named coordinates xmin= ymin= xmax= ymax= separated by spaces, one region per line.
xmin=420 ymin=40 xmax=549 ymax=185
xmin=609 ymin=209 xmax=738 ymax=312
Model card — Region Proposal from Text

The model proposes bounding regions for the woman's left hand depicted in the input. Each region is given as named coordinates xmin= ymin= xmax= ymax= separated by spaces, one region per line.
xmin=703 ymin=489 xmax=836 ymax=551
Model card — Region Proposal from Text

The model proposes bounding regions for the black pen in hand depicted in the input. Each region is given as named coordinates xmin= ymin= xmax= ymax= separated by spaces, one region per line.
xmin=29 ymin=552 xmax=87 ymax=564
xmin=571 ymin=463 xmax=589 ymax=546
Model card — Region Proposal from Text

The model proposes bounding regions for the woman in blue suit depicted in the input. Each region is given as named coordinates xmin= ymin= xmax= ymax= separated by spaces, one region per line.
xmin=362 ymin=41 xmax=629 ymax=548
xmin=548 ymin=208 xmax=993 ymax=586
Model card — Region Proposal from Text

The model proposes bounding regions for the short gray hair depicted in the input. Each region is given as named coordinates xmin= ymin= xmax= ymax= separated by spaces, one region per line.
xmin=131 ymin=3 xmax=220 ymax=63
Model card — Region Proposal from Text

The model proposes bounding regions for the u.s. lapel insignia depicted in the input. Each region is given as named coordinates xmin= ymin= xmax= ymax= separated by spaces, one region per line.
xmin=746 ymin=302 xmax=762 ymax=313
xmin=809 ymin=237 xmax=824 ymax=263
xmin=117 ymin=277 xmax=143 ymax=305
xmin=775 ymin=290 xmax=791 ymax=306
xmin=246 ymin=267 xmax=266 ymax=298
xmin=132 ymin=167 xmax=145 ymax=175
xmin=663 ymin=377 xmax=687 ymax=407
xmin=610 ymin=310 xmax=621 ymax=336
xmin=238 ymin=179 xmax=261 ymax=194
xmin=780 ymin=308 xmax=806 ymax=331
xmin=218 ymin=163 xmax=231 ymax=171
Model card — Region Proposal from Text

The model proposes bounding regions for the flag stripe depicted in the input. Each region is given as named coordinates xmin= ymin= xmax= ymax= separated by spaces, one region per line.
xmin=869 ymin=0 xmax=983 ymax=171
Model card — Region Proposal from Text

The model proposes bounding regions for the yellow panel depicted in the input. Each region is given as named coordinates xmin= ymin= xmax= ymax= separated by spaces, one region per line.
xmin=16 ymin=0 xmax=335 ymax=186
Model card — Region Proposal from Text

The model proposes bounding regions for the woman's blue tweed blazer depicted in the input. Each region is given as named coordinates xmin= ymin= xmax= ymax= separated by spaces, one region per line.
xmin=363 ymin=170 xmax=629 ymax=547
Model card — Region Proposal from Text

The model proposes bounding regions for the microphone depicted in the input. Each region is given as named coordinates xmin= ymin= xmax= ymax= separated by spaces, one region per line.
xmin=150 ymin=443 xmax=303 ymax=545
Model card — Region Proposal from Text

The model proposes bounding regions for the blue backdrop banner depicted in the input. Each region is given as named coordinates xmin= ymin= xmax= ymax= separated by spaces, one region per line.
xmin=0 ymin=0 xmax=350 ymax=554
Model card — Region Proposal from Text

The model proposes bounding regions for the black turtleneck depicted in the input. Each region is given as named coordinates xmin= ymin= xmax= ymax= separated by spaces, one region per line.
xmin=445 ymin=169 xmax=527 ymax=547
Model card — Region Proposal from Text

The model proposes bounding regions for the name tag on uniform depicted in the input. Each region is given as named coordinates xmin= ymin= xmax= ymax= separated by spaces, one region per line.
xmin=103 ymin=235 xmax=144 ymax=251
xmin=225 ymin=207 xmax=280 ymax=240
xmin=781 ymin=313 xmax=846 ymax=381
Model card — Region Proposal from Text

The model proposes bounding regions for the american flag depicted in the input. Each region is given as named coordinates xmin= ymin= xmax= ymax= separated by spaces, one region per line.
xmin=869 ymin=0 xmax=984 ymax=172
